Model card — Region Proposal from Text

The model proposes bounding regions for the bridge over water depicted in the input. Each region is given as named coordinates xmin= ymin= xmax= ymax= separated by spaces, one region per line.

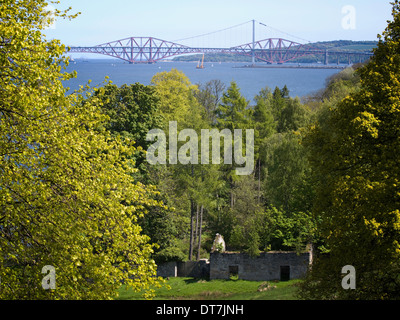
xmin=68 ymin=21 xmax=373 ymax=65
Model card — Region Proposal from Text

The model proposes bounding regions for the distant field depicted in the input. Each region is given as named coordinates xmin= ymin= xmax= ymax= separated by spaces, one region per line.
xmin=116 ymin=277 xmax=301 ymax=300
xmin=337 ymin=44 xmax=377 ymax=51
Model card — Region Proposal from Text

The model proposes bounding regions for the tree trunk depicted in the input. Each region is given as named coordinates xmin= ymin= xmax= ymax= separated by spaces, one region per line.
xmin=230 ymin=173 xmax=235 ymax=208
xmin=194 ymin=203 xmax=199 ymax=246
xmin=189 ymin=199 xmax=196 ymax=261
xmin=258 ymin=158 xmax=261 ymax=203
xmin=196 ymin=205 xmax=204 ymax=260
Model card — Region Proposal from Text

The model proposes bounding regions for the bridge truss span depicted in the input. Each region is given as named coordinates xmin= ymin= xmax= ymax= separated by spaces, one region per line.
xmin=231 ymin=38 xmax=308 ymax=64
xmin=68 ymin=36 xmax=373 ymax=65
xmin=69 ymin=37 xmax=198 ymax=64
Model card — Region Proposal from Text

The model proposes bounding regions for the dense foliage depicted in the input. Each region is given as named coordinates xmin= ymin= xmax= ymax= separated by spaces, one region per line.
xmin=0 ymin=0 xmax=164 ymax=299
xmin=299 ymin=0 xmax=400 ymax=300
xmin=2 ymin=0 xmax=399 ymax=301
xmin=87 ymin=66 xmax=319 ymax=263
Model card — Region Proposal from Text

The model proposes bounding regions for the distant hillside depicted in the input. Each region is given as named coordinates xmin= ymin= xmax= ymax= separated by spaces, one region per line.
xmin=172 ymin=40 xmax=378 ymax=63
xmin=301 ymin=40 xmax=377 ymax=51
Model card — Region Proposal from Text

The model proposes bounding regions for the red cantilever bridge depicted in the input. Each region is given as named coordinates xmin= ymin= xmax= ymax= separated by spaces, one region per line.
xmin=68 ymin=36 xmax=373 ymax=65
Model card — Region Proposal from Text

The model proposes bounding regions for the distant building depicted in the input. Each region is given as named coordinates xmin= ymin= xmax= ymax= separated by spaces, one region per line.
xmin=157 ymin=250 xmax=312 ymax=281
xmin=209 ymin=251 xmax=312 ymax=281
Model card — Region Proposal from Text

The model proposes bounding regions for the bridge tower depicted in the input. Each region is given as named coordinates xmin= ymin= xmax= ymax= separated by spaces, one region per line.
xmin=324 ymin=49 xmax=329 ymax=65
xmin=252 ymin=19 xmax=256 ymax=65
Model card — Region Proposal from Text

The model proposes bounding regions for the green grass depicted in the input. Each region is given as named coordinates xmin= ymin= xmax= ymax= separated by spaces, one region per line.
xmin=116 ymin=277 xmax=301 ymax=300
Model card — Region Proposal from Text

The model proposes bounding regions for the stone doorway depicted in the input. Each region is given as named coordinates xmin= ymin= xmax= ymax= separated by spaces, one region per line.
xmin=280 ymin=266 xmax=290 ymax=281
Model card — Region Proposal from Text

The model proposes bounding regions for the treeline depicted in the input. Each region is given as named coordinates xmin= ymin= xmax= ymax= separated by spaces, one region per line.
xmin=91 ymin=67 xmax=360 ymax=263
xmin=94 ymin=46 xmax=400 ymax=300
xmin=3 ymin=0 xmax=400 ymax=301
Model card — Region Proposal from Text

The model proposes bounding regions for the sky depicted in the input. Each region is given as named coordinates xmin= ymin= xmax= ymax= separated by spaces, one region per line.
xmin=44 ymin=0 xmax=393 ymax=48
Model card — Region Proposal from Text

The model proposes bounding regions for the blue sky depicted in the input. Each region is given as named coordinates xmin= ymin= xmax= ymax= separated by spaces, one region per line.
xmin=44 ymin=0 xmax=393 ymax=47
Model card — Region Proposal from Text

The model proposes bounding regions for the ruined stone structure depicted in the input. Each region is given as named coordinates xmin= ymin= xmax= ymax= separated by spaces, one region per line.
xmin=209 ymin=251 xmax=312 ymax=281
xmin=157 ymin=250 xmax=312 ymax=281
xmin=157 ymin=259 xmax=210 ymax=279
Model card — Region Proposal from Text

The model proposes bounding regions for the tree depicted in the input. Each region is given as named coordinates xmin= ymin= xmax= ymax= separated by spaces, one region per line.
xmin=300 ymin=1 xmax=400 ymax=300
xmin=150 ymin=69 xmax=217 ymax=261
xmin=278 ymin=97 xmax=310 ymax=133
xmin=215 ymin=81 xmax=252 ymax=207
xmin=263 ymin=132 xmax=314 ymax=214
xmin=228 ymin=175 xmax=263 ymax=256
xmin=94 ymin=83 xmax=163 ymax=149
xmin=151 ymin=68 xmax=198 ymax=127
xmin=216 ymin=81 xmax=251 ymax=131
xmin=258 ymin=207 xmax=315 ymax=253
xmin=0 ymin=0 xmax=163 ymax=300
xmin=92 ymin=83 xmax=163 ymax=182
xmin=90 ymin=83 xmax=186 ymax=264
xmin=253 ymin=87 xmax=276 ymax=143
xmin=195 ymin=79 xmax=226 ymax=124
xmin=253 ymin=87 xmax=277 ymax=199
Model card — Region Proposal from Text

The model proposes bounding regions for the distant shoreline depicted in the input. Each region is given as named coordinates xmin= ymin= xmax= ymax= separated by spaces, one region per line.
xmin=235 ymin=64 xmax=349 ymax=70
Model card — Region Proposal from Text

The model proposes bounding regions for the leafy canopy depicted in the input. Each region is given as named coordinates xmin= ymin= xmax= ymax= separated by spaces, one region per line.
xmin=0 ymin=0 xmax=164 ymax=300
xmin=300 ymin=0 xmax=400 ymax=300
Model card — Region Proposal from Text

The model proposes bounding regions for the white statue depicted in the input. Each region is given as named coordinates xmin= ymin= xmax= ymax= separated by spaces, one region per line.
xmin=211 ymin=233 xmax=226 ymax=253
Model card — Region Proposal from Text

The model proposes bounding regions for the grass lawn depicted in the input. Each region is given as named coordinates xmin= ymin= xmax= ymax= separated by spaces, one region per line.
xmin=116 ymin=277 xmax=301 ymax=300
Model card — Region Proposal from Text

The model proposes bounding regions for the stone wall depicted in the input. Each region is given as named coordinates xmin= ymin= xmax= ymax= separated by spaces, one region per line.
xmin=209 ymin=251 xmax=311 ymax=281
xmin=157 ymin=251 xmax=312 ymax=281
xmin=157 ymin=259 xmax=210 ymax=278
xmin=156 ymin=261 xmax=178 ymax=278
xmin=177 ymin=259 xmax=210 ymax=278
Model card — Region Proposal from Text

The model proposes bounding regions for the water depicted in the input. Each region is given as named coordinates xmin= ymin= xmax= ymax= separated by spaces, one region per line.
xmin=64 ymin=59 xmax=342 ymax=102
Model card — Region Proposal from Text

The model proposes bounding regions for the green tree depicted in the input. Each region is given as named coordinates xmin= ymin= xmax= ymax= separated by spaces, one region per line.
xmin=151 ymin=68 xmax=198 ymax=127
xmin=253 ymin=87 xmax=276 ymax=198
xmin=150 ymin=69 xmax=220 ymax=261
xmin=265 ymin=85 xmax=311 ymax=133
xmin=0 ymin=0 xmax=163 ymax=300
xmin=300 ymin=1 xmax=400 ymax=300
xmin=216 ymin=81 xmax=251 ymax=131
xmin=90 ymin=83 xmax=186 ymax=264
xmin=94 ymin=83 xmax=163 ymax=149
xmin=263 ymin=132 xmax=314 ymax=214
xmin=253 ymin=87 xmax=276 ymax=143
xmin=228 ymin=175 xmax=263 ymax=256
xmin=215 ymin=81 xmax=253 ymax=207
xmin=92 ymin=83 xmax=163 ymax=182
xmin=256 ymin=207 xmax=315 ymax=252
xmin=272 ymin=86 xmax=286 ymax=129
xmin=278 ymin=97 xmax=310 ymax=133
xmin=195 ymin=79 xmax=226 ymax=124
